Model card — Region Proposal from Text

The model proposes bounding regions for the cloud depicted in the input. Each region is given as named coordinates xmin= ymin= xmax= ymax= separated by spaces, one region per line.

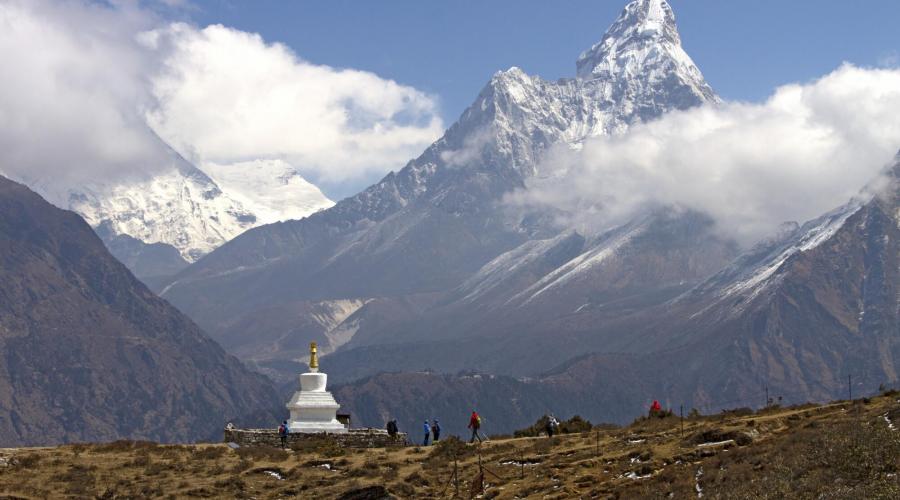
xmin=0 ymin=0 xmax=443 ymax=191
xmin=509 ymin=64 xmax=900 ymax=245
xmin=439 ymin=126 xmax=494 ymax=168
xmin=143 ymin=23 xmax=444 ymax=186
xmin=0 ymin=0 xmax=168 ymax=185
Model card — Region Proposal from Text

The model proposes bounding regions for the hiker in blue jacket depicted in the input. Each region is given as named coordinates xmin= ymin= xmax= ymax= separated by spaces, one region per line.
xmin=423 ymin=420 xmax=431 ymax=446
xmin=431 ymin=419 xmax=441 ymax=443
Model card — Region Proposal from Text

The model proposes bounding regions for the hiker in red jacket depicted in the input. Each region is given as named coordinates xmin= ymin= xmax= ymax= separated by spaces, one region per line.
xmin=650 ymin=400 xmax=662 ymax=417
xmin=468 ymin=410 xmax=483 ymax=443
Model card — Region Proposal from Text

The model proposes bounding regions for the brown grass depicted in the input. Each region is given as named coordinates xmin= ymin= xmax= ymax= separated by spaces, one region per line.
xmin=0 ymin=396 xmax=898 ymax=498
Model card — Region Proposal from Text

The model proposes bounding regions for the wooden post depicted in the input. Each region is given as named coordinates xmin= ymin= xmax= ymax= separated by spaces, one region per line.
xmin=848 ymin=374 xmax=852 ymax=401
xmin=680 ymin=405 xmax=684 ymax=438
xmin=454 ymin=456 xmax=459 ymax=498
xmin=473 ymin=452 xmax=484 ymax=497
xmin=520 ymin=450 xmax=524 ymax=480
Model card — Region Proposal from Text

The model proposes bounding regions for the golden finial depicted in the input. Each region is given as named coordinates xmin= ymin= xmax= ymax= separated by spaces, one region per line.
xmin=309 ymin=342 xmax=319 ymax=372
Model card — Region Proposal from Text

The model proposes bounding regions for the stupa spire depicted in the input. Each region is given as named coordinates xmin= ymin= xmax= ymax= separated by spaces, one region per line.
xmin=309 ymin=342 xmax=319 ymax=372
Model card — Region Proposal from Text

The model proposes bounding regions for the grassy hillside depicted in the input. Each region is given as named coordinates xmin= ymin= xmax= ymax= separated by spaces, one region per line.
xmin=0 ymin=394 xmax=898 ymax=498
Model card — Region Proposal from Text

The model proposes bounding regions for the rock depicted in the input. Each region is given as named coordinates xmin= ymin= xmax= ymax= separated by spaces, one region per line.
xmin=336 ymin=485 xmax=396 ymax=500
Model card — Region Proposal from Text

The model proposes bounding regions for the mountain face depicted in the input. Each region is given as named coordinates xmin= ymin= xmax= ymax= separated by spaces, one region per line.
xmin=94 ymin=222 xmax=190 ymax=290
xmin=18 ymin=153 xmax=333 ymax=280
xmin=160 ymin=0 xmax=723 ymax=383
xmin=0 ymin=175 xmax=282 ymax=446
xmin=333 ymin=156 xmax=900 ymax=433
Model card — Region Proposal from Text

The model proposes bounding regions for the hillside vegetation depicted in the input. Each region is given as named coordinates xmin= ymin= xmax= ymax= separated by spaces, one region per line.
xmin=1 ymin=394 xmax=898 ymax=498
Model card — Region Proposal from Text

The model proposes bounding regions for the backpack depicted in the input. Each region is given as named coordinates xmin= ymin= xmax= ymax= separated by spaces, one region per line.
xmin=476 ymin=415 xmax=482 ymax=427
xmin=278 ymin=424 xmax=286 ymax=436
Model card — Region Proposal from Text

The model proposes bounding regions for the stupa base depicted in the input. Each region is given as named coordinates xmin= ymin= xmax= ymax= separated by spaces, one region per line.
xmin=288 ymin=421 xmax=348 ymax=434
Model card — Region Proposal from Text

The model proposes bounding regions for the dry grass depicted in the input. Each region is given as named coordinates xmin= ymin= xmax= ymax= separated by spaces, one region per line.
xmin=0 ymin=397 xmax=898 ymax=498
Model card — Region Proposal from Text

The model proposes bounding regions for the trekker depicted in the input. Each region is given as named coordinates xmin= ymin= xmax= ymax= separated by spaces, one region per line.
xmin=278 ymin=420 xmax=289 ymax=449
xmin=423 ymin=420 xmax=431 ymax=446
xmin=432 ymin=419 xmax=441 ymax=442
xmin=650 ymin=400 xmax=662 ymax=417
xmin=468 ymin=410 xmax=483 ymax=443
xmin=546 ymin=414 xmax=559 ymax=438
xmin=386 ymin=419 xmax=398 ymax=437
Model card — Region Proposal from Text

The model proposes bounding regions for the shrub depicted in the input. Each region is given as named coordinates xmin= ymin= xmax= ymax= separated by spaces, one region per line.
xmin=213 ymin=476 xmax=246 ymax=492
xmin=347 ymin=460 xmax=381 ymax=478
xmin=390 ymin=482 xmax=416 ymax=497
xmin=721 ymin=407 xmax=755 ymax=418
xmin=234 ymin=446 xmax=289 ymax=462
xmin=193 ymin=446 xmax=227 ymax=460
xmin=94 ymin=440 xmax=158 ymax=453
xmin=54 ymin=464 xmax=97 ymax=496
xmin=12 ymin=453 xmax=41 ymax=469
xmin=428 ymin=436 xmax=471 ymax=461
xmin=514 ymin=415 xmax=595 ymax=437
xmin=560 ymin=415 xmax=593 ymax=433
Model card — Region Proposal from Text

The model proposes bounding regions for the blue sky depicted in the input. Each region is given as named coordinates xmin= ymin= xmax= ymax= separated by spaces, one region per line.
xmin=183 ymin=0 xmax=900 ymax=123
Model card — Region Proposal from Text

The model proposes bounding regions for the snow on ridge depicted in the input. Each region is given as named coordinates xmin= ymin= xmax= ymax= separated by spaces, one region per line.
xmin=515 ymin=221 xmax=648 ymax=305
xmin=720 ymin=201 xmax=862 ymax=300
xmin=457 ymin=231 xmax=580 ymax=303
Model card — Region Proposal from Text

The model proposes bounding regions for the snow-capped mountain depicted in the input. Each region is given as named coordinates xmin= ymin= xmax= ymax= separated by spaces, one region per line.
xmin=576 ymin=0 xmax=718 ymax=114
xmin=160 ymin=0 xmax=722 ymax=383
xmin=327 ymin=153 xmax=900 ymax=422
xmin=202 ymin=159 xmax=334 ymax=226
xmin=22 ymin=153 xmax=333 ymax=269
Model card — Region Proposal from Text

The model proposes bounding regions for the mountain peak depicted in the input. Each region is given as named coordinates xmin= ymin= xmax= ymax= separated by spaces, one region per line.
xmin=576 ymin=0 xmax=717 ymax=105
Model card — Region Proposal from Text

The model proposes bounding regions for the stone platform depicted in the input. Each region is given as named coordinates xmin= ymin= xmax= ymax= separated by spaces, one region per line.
xmin=224 ymin=427 xmax=408 ymax=449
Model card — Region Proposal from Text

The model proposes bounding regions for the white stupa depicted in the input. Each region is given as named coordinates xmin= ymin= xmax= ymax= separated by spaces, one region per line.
xmin=285 ymin=342 xmax=347 ymax=433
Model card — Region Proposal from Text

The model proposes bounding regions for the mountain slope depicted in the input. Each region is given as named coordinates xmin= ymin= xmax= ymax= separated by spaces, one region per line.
xmin=0 ymin=175 xmax=282 ymax=446
xmin=160 ymin=0 xmax=721 ymax=383
xmin=334 ymin=155 xmax=900 ymax=424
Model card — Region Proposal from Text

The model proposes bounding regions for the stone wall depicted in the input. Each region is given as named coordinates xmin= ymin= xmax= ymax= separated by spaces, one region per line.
xmin=223 ymin=428 xmax=408 ymax=449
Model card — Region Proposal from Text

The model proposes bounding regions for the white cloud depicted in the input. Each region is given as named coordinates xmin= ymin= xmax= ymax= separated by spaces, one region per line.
xmin=509 ymin=64 xmax=900 ymax=245
xmin=0 ymin=0 xmax=167 ymax=184
xmin=439 ymin=126 xmax=493 ymax=168
xmin=0 ymin=0 xmax=443 ymax=190
xmin=143 ymin=23 xmax=444 ymax=186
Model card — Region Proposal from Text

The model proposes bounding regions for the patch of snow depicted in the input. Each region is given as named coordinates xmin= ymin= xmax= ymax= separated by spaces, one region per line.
xmin=883 ymin=413 xmax=897 ymax=431
xmin=695 ymin=466 xmax=703 ymax=498
xmin=264 ymin=470 xmax=283 ymax=480
xmin=697 ymin=439 xmax=734 ymax=448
